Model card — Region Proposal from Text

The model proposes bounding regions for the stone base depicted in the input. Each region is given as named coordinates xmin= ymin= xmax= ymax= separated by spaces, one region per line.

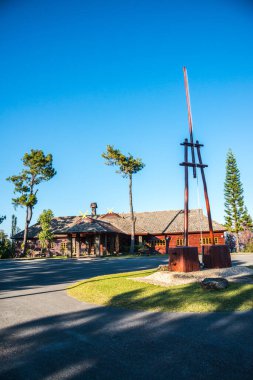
xmin=168 ymin=247 xmax=200 ymax=272
xmin=202 ymin=245 xmax=231 ymax=269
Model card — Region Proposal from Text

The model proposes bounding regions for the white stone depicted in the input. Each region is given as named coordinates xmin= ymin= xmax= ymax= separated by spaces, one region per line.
xmin=130 ymin=266 xmax=253 ymax=287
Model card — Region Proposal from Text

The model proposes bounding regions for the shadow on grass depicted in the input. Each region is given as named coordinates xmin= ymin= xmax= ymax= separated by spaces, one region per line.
xmin=105 ymin=282 xmax=253 ymax=312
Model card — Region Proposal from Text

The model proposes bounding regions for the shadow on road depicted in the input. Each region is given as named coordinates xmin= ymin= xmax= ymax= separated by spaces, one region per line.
xmin=0 ymin=257 xmax=167 ymax=293
xmin=0 ymin=304 xmax=253 ymax=380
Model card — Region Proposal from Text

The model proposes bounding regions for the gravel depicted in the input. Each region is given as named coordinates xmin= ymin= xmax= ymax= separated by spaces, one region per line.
xmin=131 ymin=266 xmax=253 ymax=287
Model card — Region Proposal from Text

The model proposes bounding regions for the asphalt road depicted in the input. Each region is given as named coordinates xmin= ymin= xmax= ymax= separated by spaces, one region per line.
xmin=1 ymin=254 xmax=253 ymax=380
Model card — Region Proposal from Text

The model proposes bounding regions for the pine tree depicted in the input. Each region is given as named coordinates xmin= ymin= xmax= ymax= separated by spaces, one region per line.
xmin=7 ymin=150 xmax=56 ymax=256
xmin=102 ymin=145 xmax=145 ymax=254
xmin=224 ymin=149 xmax=251 ymax=252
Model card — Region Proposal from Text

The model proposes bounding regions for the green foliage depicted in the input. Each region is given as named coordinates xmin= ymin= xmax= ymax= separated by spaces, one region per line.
xmin=11 ymin=215 xmax=20 ymax=256
xmin=244 ymin=240 xmax=253 ymax=253
xmin=38 ymin=209 xmax=54 ymax=250
xmin=102 ymin=145 xmax=145 ymax=177
xmin=225 ymin=233 xmax=236 ymax=253
xmin=224 ymin=150 xmax=251 ymax=233
xmin=7 ymin=149 xmax=56 ymax=209
xmin=11 ymin=215 xmax=17 ymax=237
xmin=0 ymin=231 xmax=12 ymax=259
xmin=102 ymin=145 xmax=145 ymax=254
xmin=0 ymin=215 xmax=6 ymax=225
xmin=7 ymin=149 xmax=56 ymax=255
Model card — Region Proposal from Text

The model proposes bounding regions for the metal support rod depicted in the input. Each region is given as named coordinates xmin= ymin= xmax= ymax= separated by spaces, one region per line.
xmin=196 ymin=140 xmax=215 ymax=245
xmin=184 ymin=138 xmax=189 ymax=246
xmin=183 ymin=67 xmax=196 ymax=178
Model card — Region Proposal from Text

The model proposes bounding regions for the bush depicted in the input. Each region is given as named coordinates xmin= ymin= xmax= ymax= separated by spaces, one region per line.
xmin=0 ymin=237 xmax=12 ymax=259
xmin=244 ymin=240 xmax=253 ymax=253
xmin=225 ymin=233 xmax=236 ymax=253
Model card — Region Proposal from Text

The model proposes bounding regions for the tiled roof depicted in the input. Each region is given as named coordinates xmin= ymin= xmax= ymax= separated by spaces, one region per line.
xmin=13 ymin=209 xmax=226 ymax=239
xmin=100 ymin=209 xmax=225 ymax=235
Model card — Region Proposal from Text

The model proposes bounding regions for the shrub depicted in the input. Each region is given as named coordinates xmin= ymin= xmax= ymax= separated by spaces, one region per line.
xmin=244 ymin=240 xmax=253 ymax=253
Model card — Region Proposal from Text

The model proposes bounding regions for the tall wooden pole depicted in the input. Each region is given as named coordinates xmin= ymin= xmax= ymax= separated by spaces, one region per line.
xmin=184 ymin=139 xmax=189 ymax=246
xmin=196 ymin=140 xmax=215 ymax=244
xmin=183 ymin=67 xmax=196 ymax=179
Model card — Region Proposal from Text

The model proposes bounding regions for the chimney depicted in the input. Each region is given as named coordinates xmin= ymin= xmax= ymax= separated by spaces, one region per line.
xmin=90 ymin=202 xmax=97 ymax=216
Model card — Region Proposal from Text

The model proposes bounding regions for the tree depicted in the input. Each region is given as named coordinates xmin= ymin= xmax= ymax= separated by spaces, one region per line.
xmin=0 ymin=230 xmax=12 ymax=259
xmin=38 ymin=209 xmax=54 ymax=254
xmin=0 ymin=216 xmax=6 ymax=224
xmin=11 ymin=215 xmax=20 ymax=256
xmin=224 ymin=149 xmax=251 ymax=252
xmin=102 ymin=145 xmax=145 ymax=254
xmin=225 ymin=232 xmax=236 ymax=253
xmin=7 ymin=150 xmax=56 ymax=256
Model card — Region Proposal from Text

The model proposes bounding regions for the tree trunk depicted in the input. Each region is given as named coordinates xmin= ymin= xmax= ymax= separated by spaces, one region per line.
xmin=129 ymin=174 xmax=135 ymax=254
xmin=22 ymin=206 xmax=32 ymax=256
xmin=235 ymin=232 xmax=240 ymax=253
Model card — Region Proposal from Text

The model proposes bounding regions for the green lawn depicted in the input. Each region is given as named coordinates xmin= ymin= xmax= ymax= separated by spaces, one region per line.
xmin=67 ymin=269 xmax=253 ymax=313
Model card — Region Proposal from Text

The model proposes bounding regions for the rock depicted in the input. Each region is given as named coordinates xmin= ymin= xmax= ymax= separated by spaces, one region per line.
xmin=200 ymin=277 xmax=229 ymax=290
xmin=157 ymin=264 xmax=169 ymax=272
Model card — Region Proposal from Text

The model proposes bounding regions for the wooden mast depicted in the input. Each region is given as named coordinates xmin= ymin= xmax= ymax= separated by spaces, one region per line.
xmin=183 ymin=67 xmax=196 ymax=179
xmin=184 ymin=139 xmax=189 ymax=246
xmin=195 ymin=141 xmax=215 ymax=244
xmin=182 ymin=67 xmax=215 ymax=246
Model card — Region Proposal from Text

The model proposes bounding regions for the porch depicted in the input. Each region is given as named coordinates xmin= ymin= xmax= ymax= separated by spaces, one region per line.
xmin=67 ymin=233 xmax=126 ymax=257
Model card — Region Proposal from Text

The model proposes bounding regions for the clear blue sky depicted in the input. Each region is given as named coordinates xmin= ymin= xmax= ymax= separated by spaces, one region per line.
xmin=1 ymin=0 xmax=253 ymax=234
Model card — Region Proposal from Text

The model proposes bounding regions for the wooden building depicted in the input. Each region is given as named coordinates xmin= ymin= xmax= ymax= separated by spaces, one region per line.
xmin=13 ymin=206 xmax=226 ymax=256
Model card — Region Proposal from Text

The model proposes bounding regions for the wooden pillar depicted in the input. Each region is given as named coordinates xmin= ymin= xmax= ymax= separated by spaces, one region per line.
xmin=109 ymin=235 xmax=115 ymax=255
xmin=104 ymin=234 xmax=108 ymax=255
xmin=72 ymin=236 xmax=76 ymax=257
xmin=70 ymin=237 xmax=73 ymax=258
xmin=115 ymin=234 xmax=120 ymax=254
xmin=95 ymin=235 xmax=100 ymax=257
xmin=67 ymin=236 xmax=72 ymax=258
xmin=76 ymin=235 xmax=80 ymax=258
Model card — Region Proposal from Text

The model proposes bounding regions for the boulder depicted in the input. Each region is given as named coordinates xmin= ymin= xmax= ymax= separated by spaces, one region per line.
xmin=200 ymin=277 xmax=229 ymax=290
xmin=157 ymin=264 xmax=169 ymax=272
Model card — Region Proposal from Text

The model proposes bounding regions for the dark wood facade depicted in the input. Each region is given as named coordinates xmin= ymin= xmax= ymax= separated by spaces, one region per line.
xmin=13 ymin=209 xmax=226 ymax=256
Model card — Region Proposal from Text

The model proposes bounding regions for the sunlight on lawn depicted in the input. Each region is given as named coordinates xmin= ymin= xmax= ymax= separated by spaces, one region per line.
xmin=67 ymin=270 xmax=253 ymax=313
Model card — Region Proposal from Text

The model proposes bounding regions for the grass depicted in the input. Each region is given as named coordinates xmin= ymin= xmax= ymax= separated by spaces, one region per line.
xmin=103 ymin=253 xmax=168 ymax=259
xmin=67 ymin=269 xmax=253 ymax=313
xmin=8 ymin=255 xmax=69 ymax=260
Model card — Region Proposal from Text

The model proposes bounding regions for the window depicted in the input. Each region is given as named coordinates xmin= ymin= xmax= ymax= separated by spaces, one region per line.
xmin=176 ymin=238 xmax=184 ymax=246
xmin=200 ymin=237 xmax=218 ymax=245
xmin=60 ymin=242 xmax=68 ymax=252
xmin=49 ymin=242 xmax=55 ymax=248
xmin=153 ymin=239 xmax=166 ymax=246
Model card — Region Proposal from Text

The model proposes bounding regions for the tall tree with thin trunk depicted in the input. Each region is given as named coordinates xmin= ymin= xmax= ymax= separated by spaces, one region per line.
xmin=11 ymin=214 xmax=20 ymax=256
xmin=7 ymin=150 xmax=56 ymax=256
xmin=224 ymin=149 xmax=251 ymax=252
xmin=102 ymin=145 xmax=145 ymax=254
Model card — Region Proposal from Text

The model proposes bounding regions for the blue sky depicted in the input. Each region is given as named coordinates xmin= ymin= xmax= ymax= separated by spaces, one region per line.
xmin=1 ymin=0 xmax=253 ymax=234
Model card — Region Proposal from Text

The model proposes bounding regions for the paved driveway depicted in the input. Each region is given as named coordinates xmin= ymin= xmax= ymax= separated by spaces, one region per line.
xmin=1 ymin=255 xmax=253 ymax=380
